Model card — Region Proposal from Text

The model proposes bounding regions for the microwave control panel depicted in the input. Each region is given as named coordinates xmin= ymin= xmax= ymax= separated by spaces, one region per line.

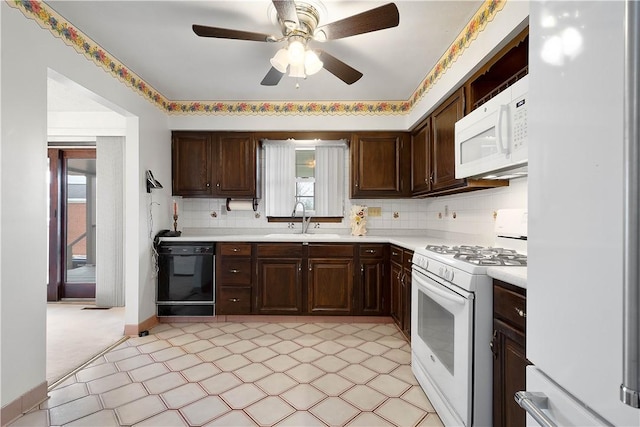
xmin=512 ymin=96 xmax=528 ymax=150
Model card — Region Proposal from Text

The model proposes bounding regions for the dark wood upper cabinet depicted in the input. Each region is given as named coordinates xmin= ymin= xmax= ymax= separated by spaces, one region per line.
xmin=350 ymin=132 xmax=410 ymax=198
xmin=411 ymin=118 xmax=432 ymax=195
xmin=171 ymin=132 xmax=213 ymax=197
xmin=431 ymin=88 xmax=466 ymax=192
xmin=172 ymin=131 xmax=257 ymax=198
xmin=215 ymin=133 xmax=256 ymax=196
xmin=466 ymin=28 xmax=529 ymax=114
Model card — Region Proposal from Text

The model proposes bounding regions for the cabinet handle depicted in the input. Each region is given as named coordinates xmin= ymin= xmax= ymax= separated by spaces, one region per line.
xmin=229 ymin=269 xmax=240 ymax=274
xmin=430 ymin=171 xmax=434 ymax=183
xmin=206 ymin=182 xmax=211 ymax=187
xmin=232 ymin=248 xmax=240 ymax=252
xmin=515 ymin=307 xmax=527 ymax=318
xmin=365 ymin=249 xmax=376 ymax=254
xmin=309 ymin=264 xmax=312 ymax=271
xmin=489 ymin=330 xmax=498 ymax=358
xmin=392 ymin=251 xmax=399 ymax=256
xmin=229 ymin=298 xmax=240 ymax=303
xmin=216 ymin=182 xmax=220 ymax=187
xmin=361 ymin=265 xmax=364 ymax=274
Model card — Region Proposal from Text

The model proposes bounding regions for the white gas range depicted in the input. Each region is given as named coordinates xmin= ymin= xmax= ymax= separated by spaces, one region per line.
xmin=411 ymin=209 xmax=527 ymax=427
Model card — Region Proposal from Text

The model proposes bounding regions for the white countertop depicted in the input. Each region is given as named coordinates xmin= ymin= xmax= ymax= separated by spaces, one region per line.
xmin=160 ymin=233 xmax=437 ymax=253
xmin=486 ymin=266 xmax=527 ymax=289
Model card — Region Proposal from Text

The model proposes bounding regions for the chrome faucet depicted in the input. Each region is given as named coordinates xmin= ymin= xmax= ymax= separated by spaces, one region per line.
xmin=292 ymin=201 xmax=311 ymax=234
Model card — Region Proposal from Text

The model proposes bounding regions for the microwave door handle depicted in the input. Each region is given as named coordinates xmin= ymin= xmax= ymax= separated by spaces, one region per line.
xmin=497 ymin=104 xmax=510 ymax=156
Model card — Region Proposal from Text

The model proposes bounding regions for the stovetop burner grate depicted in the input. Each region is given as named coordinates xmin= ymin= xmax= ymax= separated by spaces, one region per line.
xmin=425 ymin=244 xmax=527 ymax=266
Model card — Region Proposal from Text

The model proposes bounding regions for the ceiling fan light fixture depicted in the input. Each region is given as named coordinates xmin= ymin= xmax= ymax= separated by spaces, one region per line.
xmin=304 ymin=50 xmax=323 ymax=75
xmin=288 ymin=39 xmax=306 ymax=66
xmin=270 ymin=48 xmax=290 ymax=73
xmin=289 ymin=62 xmax=306 ymax=78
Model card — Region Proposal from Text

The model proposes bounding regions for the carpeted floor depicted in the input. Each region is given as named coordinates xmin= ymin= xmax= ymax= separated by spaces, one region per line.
xmin=47 ymin=302 xmax=125 ymax=385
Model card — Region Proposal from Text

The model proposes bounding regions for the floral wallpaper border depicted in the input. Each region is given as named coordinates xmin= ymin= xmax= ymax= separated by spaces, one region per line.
xmin=8 ymin=0 xmax=505 ymax=116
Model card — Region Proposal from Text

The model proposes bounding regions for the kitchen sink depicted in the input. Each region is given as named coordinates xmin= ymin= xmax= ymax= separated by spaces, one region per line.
xmin=265 ymin=233 xmax=341 ymax=239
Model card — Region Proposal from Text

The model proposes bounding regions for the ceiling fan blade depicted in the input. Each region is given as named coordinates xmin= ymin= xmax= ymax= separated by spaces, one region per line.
xmin=192 ymin=24 xmax=272 ymax=42
xmin=272 ymin=0 xmax=299 ymax=30
xmin=317 ymin=50 xmax=363 ymax=85
xmin=314 ymin=3 xmax=399 ymax=41
xmin=261 ymin=67 xmax=285 ymax=86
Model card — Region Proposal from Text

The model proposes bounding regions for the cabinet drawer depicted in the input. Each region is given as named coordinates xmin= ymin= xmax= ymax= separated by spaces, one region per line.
xmin=390 ymin=246 xmax=403 ymax=264
xmin=257 ymin=243 xmax=304 ymax=258
xmin=403 ymin=250 xmax=414 ymax=269
xmin=218 ymin=259 xmax=252 ymax=284
xmin=309 ymin=244 xmax=354 ymax=258
xmin=217 ymin=286 xmax=251 ymax=314
xmin=494 ymin=283 xmax=526 ymax=331
xmin=219 ymin=243 xmax=252 ymax=257
xmin=359 ymin=244 xmax=385 ymax=258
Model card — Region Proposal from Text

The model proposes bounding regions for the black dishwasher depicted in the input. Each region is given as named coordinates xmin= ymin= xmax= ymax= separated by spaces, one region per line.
xmin=157 ymin=242 xmax=215 ymax=316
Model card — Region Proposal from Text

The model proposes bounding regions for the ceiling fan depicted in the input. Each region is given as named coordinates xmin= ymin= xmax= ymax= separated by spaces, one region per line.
xmin=192 ymin=0 xmax=399 ymax=86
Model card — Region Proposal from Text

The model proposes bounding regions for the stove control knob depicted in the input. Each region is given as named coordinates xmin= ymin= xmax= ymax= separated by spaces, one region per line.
xmin=439 ymin=267 xmax=444 ymax=277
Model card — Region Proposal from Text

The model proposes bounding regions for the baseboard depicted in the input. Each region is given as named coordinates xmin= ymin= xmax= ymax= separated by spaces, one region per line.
xmin=158 ymin=314 xmax=394 ymax=324
xmin=123 ymin=314 xmax=158 ymax=335
xmin=1 ymin=381 xmax=47 ymax=427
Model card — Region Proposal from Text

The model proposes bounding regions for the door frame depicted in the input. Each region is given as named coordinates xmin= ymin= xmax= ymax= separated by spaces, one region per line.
xmin=48 ymin=147 xmax=97 ymax=301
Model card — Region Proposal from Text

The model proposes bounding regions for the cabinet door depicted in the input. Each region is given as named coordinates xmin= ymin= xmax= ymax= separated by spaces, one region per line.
xmin=256 ymin=258 xmax=302 ymax=314
xmin=411 ymin=119 xmax=432 ymax=195
xmin=171 ymin=132 xmax=213 ymax=196
xmin=359 ymin=259 xmax=386 ymax=315
xmin=431 ymin=88 xmax=465 ymax=191
xmin=308 ymin=258 xmax=354 ymax=314
xmin=402 ymin=269 xmax=412 ymax=340
xmin=493 ymin=319 xmax=527 ymax=427
xmin=390 ymin=261 xmax=403 ymax=325
xmin=214 ymin=133 xmax=257 ymax=197
xmin=351 ymin=132 xmax=409 ymax=198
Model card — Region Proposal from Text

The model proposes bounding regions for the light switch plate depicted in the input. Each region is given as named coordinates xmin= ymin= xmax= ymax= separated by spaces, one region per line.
xmin=368 ymin=207 xmax=382 ymax=217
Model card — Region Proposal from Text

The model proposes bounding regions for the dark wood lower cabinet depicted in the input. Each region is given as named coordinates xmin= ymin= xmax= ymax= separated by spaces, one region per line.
xmin=216 ymin=242 xmax=393 ymax=317
xmin=358 ymin=244 xmax=387 ymax=316
xmin=492 ymin=279 xmax=528 ymax=427
xmin=390 ymin=260 xmax=403 ymax=325
xmin=256 ymin=244 xmax=304 ymax=314
xmin=256 ymin=258 xmax=303 ymax=314
xmin=216 ymin=243 xmax=253 ymax=315
xmin=308 ymin=258 xmax=354 ymax=314
xmin=390 ymin=245 xmax=412 ymax=340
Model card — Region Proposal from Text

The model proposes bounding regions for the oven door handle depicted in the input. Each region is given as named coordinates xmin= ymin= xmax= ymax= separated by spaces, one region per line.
xmin=414 ymin=273 xmax=466 ymax=305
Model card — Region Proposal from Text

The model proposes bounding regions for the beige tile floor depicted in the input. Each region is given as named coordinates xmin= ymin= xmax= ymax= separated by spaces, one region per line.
xmin=11 ymin=321 xmax=443 ymax=426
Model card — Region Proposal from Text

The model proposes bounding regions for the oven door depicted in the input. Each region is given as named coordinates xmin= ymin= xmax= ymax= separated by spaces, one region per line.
xmin=411 ymin=265 xmax=473 ymax=426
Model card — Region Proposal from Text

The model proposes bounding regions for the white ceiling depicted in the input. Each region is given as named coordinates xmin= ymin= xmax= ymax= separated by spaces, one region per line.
xmin=44 ymin=1 xmax=483 ymax=106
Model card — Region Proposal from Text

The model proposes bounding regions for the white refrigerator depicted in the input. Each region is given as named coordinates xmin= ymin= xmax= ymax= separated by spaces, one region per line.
xmin=524 ymin=1 xmax=640 ymax=426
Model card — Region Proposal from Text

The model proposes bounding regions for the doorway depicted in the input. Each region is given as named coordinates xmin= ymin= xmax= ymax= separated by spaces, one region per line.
xmin=48 ymin=147 xmax=97 ymax=301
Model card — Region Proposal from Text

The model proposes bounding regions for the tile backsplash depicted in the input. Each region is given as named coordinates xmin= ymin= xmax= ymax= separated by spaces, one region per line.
xmin=178 ymin=177 xmax=527 ymax=242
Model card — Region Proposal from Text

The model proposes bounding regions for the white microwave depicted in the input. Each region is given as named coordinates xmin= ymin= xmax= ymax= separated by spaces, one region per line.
xmin=454 ymin=75 xmax=528 ymax=179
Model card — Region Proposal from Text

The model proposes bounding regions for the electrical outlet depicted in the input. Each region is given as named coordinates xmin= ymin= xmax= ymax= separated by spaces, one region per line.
xmin=368 ymin=207 xmax=382 ymax=217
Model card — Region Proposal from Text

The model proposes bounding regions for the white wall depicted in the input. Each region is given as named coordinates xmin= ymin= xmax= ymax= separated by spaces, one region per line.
xmin=0 ymin=2 xmax=171 ymax=408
